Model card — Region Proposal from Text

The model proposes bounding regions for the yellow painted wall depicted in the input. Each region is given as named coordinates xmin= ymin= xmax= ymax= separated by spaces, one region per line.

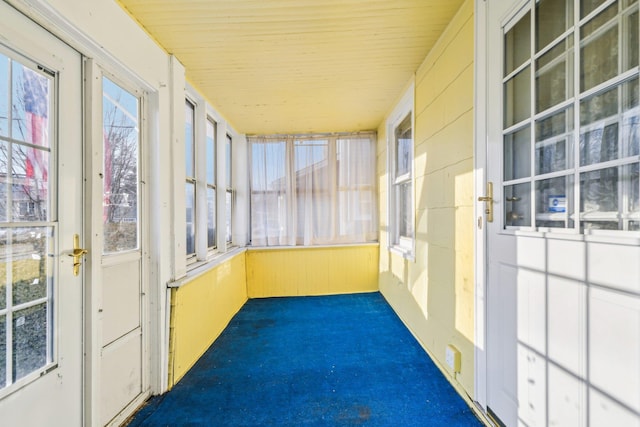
xmin=378 ymin=0 xmax=475 ymax=398
xmin=246 ymin=245 xmax=379 ymax=298
xmin=168 ymin=252 xmax=248 ymax=386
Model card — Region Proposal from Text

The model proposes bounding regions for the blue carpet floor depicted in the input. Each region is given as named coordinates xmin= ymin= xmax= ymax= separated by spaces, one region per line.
xmin=128 ymin=292 xmax=481 ymax=426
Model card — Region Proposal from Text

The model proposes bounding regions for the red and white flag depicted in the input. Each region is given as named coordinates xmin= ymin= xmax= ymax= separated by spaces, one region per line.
xmin=22 ymin=67 xmax=49 ymax=185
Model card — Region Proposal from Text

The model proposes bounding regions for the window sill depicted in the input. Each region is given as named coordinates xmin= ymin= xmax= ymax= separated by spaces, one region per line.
xmin=248 ymin=242 xmax=379 ymax=251
xmin=168 ymin=246 xmax=247 ymax=288
xmin=389 ymin=244 xmax=415 ymax=262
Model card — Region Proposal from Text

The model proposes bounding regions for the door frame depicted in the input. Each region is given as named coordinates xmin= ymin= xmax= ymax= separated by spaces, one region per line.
xmin=474 ymin=0 xmax=529 ymax=418
xmin=474 ymin=0 xmax=488 ymax=413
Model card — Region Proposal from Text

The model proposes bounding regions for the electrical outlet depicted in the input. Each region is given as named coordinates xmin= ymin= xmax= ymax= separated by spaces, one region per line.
xmin=445 ymin=345 xmax=461 ymax=373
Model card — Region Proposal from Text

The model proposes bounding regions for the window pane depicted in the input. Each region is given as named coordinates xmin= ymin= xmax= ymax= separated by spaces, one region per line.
xmin=581 ymin=167 xmax=618 ymax=218
xmin=185 ymin=182 xmax=195 ymax=256
xmin=504 ymin=126 xmax=531 ymax=181
xmin=536 ymin=176 xmax=574 ymax=228
xmin=580 ymin=3 xmax=619 ymax=92
xmin=0 ymin=55 xmax=8 ymax=138
xmin=206 ymin=119 xmax=216 ymax=184
xmin=207 ymin=187 xmax=216 ymax=249
xmin=580 ymin=166 xmax=620 ymax=230
xmin=626 ymin=8 xmax=639 ymax=70
xmin=13 ymin=303 xmax=47 ymax=382
xmin=581 ymin=0 xmax=607 ymax=18
xmin=102 ymin=77 xmax=139 ymax=253
xmin=0 ymin=239 xmax=4 ymax=310
xmin=0 ymin=315 xmax=5 ymax=388
xmin=12 ymin=64 xmax=50 ymax=148
xmin=225 ymin=190 xmax=232 ymax=243
xmin=504 ymin=67 xmax=531 ymax=127
xmin=536 ymin=36 xmax=574 ymax=112
xmin=395 ymin=114 xmax=412 ymax=178
xmin=11 ymin=228 xmax=49 ymax=306
xmin=295 ymin=140 xmax=328 ymax=172
xmin=225 ymin=135 xmax=232 ymax=187
xmin=630 ymin=163 xmax=640 ymax=220
xmin=580 ymin=78 xmax=639 ymax=166
xmin=185 ymin=101 xmax=194 ymax=178
xmin=250 ymin=140 xmax=287 ymax=246
xmin=337 ymin=138 xmax=376 ymax=241
xmin=505 ymin=11 xmax=531 ymax=76
xmin=397 ymin=181 xmax=413 ymax=240
xmin=295 ymin=139 xmax=330 ymax=244
xmin=11 ymin=145 xmax=49 ymax=221
xmin=0 ymin=143 xmax=6 ymax=222
xmin=536 ymin=107 xmax=575 ymax=174
xmin=580 ymin=164 xmax=639 ymax=230
xmin=536 ymin=0 xmax=574 ymax=51
xmin=505 ymin=182 xmax=531 ymax=227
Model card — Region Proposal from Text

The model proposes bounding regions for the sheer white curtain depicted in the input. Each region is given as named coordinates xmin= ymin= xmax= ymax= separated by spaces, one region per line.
xmin=250 ymin=137 xmax=291 ymax=245
xmin=249 ymin=133 xmax=377 ymax=246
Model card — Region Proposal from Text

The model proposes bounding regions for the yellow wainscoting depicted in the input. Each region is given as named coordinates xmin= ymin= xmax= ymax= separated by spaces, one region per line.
xmin=246 ymin=244 xmax=379 ymax=298
xmin=168 ymin=251 xmax=248 ymax=386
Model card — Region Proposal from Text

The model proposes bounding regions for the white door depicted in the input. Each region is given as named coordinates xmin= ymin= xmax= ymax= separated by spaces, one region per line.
xmin=85 ymin=63 xmax=149 ymax=427
xmin=483 ymin=0 xmax=640 ymax=426
xmin=0 ymin=2 xmax=83 ymax=426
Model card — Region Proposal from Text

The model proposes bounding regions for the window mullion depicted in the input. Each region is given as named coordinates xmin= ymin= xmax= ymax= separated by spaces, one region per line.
xmin=194 ymin=102 xmax=207 ymax=260
xmin=215 ymin=121 xmax=227 ymax=251
xmin=329 ymin=137 xmax=337 ymax=240
xmin=285 ymin=137 xmax=296 ymax=246
xmin=573 ymin=0 xmax=581 ymax=232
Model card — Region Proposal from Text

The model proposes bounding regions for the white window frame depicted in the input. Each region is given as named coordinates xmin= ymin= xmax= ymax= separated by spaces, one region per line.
xmin=184 ymin=98 xmax=197 ymax=262
xmin=387 ymin=83 xmax=415 ymax=259
xmin=205 ymin=116 xmax=217 ymax=253
xmin=183 ymin=84 xmax=244 ymax=268
xmin=225 ymin=133 xmax=233 ymax=245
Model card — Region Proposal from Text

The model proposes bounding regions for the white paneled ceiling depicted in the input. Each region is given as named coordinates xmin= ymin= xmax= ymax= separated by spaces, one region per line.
xmin=117 ymin=0 xmax=464 ymax=134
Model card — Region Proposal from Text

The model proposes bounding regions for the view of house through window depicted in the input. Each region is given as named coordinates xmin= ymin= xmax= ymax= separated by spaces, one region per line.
xmin=503 ymin=0 xmax=639 ymax=232
xmin=249 ymin=132 xmax=378 ymax=246
xmin=102 ymin=77 xmax=139 ymax=253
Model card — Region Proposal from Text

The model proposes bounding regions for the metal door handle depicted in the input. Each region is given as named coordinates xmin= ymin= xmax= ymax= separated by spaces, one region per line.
xmin=67 ymin=234 xmax=88 ymax=276
xmin=478 ymin=182 xmax=494 ymax=223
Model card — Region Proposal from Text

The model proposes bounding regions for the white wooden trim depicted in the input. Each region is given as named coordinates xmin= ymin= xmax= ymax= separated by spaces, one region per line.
xmin=474 ymin=0 xmax=488 ymax=412
xmin=83 ymin=58 xmax=103 ymax=427
xmin=171 ymin=58 xmax=188 ymax=280
xmin=232 ymin=133 xmax=249 ymax=247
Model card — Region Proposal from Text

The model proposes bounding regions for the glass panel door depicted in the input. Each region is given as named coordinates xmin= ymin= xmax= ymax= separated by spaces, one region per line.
xmin=0 ymin=4 xmax=83 ymax=423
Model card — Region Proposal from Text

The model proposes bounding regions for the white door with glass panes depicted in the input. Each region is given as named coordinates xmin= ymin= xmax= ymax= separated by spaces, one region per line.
xmin=86 ymin=62 xmax=148 ymax=426
xmin=0 ymin=2 xmax=83 ymax=425
xmin=482 ymin=0 xmax=640 ymax=426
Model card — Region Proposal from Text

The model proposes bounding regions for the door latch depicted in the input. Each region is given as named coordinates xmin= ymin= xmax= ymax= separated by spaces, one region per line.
xmin=68 ymin=234 xmax=88 ymax=276
xmin=478 ymin=182 xmax=494 ymax=223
